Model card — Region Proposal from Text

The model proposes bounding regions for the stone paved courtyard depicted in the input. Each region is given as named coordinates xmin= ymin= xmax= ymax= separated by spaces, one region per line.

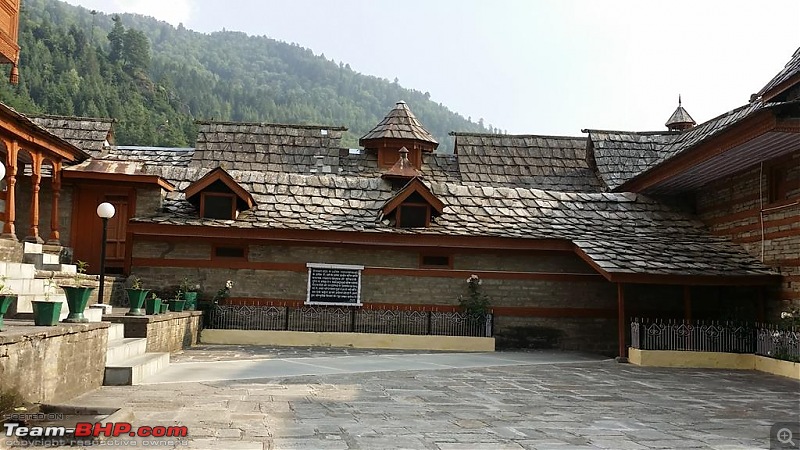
xmin=64 ymin=347 xmax=800 ymax=449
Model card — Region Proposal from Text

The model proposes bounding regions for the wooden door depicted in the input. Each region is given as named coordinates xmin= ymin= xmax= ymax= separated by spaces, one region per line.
xmin=71 ymin=186 xmax=134 ymax=275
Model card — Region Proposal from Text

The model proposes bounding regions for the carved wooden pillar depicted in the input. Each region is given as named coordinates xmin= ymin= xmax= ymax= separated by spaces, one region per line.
xmin=2 ymin=139 xmax=18 ymax=240
xmin=26 ymin=152 xmax=43 ymax=243
xmin=47 ymin=161 xmax=61 ymax=245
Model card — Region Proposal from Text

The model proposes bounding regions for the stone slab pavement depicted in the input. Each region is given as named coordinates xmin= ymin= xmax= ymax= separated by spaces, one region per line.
xmin=54 ymin=347 xmax=800 ymax=449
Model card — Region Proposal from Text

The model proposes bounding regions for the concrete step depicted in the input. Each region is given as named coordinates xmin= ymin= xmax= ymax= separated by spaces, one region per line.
xmin=106 ymin=338 xmax=148 ymax=365
xmin=12 ymin=294 xmax=67 ymax=315
xmin=6 ymin=278 xmax=61 ymax=296
xmin=0 ymin=261 xmax=36 ymax=279
xmin=108 ymin=323 xmax=125 ymax=342
xmin=22 ymin=242 xmax=42 ymax=254
xmin=40 ymin=264 xmax=76 ymax=274
xmin=23 ymin=252 xmax=60 ymax=267
xmin=104 ymin=353 xmax=170 ymax=386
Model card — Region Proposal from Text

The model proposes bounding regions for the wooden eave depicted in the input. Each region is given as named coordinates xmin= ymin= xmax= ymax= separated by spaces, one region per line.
xmin=62 ymin=170 xmax=175 ymax=191
xmin=617 ymin=109 xmax=778 ymax=193
xmin=572 ymin=244 xmax=780 ymax=286
xmin=184 ymin=167 xmax=255 ymax=209
xmin=126 ymin=221 xmax=574 ymax=251
xmin=0 ymin=104 xmax=88 ymax=161
xmin=760 ymin=72 xmax=800 ymax=103
xmin=381 ymin=178 xmax=445 ymax=217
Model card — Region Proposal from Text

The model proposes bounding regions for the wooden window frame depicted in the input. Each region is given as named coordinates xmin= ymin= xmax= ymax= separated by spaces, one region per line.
xmin=200 ymin=192 xmax=237 ymax=219
xmin=767 ymin=157 xmax=799 ymax=205
xmin=396 ymin=202 xmax=430 ymax=228
xmin=419 ymin=253 xmax=453 ymax=269
xmin=212 ymin=244 xmax=248 ymax=261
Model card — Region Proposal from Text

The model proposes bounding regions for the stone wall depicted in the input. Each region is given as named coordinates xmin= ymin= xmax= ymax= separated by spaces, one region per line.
xmin=0 ymin=322 xmax=108 ymax=403
xmin=107 ymin=311 xmax=202 ymax=353
xmin=695 ymin=151 xmax=800 ymax=314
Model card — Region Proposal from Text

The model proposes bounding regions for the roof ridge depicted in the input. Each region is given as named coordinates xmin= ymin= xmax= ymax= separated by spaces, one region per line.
xmin=196 ymin=120 xmax=347 ymax=131
xmin=30 ymin=114 xmax=115 ymax=122
xmin=581 ymin=129 xmax=681 ymax=136
xmin=451 ymin=131 xmax=586 ymax=140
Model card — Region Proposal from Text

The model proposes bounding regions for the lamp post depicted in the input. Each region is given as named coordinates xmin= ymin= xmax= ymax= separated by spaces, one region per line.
xmin=96 ymin=202 xmax=115 ymax=306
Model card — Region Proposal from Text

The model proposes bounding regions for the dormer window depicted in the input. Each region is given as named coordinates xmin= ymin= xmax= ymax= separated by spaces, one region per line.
xmin=381 ymin=178 xmax=444 ymax=229
xmin=184 ymin=167 xmax=255 ymax=220
xmin=201 ymin=192 xmax=237 ymax=219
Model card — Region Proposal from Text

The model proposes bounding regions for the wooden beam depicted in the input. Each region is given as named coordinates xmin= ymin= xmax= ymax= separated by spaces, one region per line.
xmin=61 ymin=171 xmax=175 ymax=191
xmin=617 ymin=283 xmax=626 ymax=359
xmin=131 ymin=256 xmax=604 ymax=282
xmin=127 ymin=222 xmax=576 ymax=251
xmin=618 ymin=111 xmax=776 ymax=193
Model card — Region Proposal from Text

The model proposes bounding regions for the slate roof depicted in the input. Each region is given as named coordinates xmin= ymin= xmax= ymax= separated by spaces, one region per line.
xmin=653 ymin=102 xmax=765 ymax=167
xmin=359 ymin=101 xmax=438 ymax=147
xmin=0 ymin=105 xmax=88 ymax=158
xmin=30 ymin=115 xmax=113 ymax=155
xmin=452 ymin=133 xmax=604 ymax=192
xmin=130 ymin=169 xmax=774 ymax=278
xmin=106 ymin=146 xmax=194 ymax=166
xmin=192 ymin=121 xmax=346 ymax=173
xmin=757 ymin=46 xmax=800 ymax=101
xmin=586 ymin=130 xmax=679 ymax=190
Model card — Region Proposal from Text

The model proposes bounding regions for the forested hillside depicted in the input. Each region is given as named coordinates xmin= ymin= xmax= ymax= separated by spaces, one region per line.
xmin=0 ymin=0 xmax=493 ymax=150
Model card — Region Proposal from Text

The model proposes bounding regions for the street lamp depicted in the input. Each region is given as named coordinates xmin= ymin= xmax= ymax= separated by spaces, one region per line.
xmin=96 ymin=202 xmax=115 ymax=306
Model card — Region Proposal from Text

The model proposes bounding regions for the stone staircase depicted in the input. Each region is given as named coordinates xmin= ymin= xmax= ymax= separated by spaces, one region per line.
xmin=104 ymin=323 xmax=170 ymax=385
xmin=2 ymin=242 xmax=101 ymax=322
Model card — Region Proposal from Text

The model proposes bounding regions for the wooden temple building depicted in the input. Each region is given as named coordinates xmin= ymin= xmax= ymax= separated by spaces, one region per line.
xmin=0 ymin=45 xmax=798 ymax=355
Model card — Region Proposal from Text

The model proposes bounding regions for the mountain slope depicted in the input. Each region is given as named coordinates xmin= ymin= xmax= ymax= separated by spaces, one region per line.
xmin=0 ymin=0 xmax=492 ymax=151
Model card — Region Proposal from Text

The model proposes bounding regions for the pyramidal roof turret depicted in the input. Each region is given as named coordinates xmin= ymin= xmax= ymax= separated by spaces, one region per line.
xmin=665 ymin=95 xmax=696 ymax=131
xmin=360 ymin=101 xmax=439 ymax=149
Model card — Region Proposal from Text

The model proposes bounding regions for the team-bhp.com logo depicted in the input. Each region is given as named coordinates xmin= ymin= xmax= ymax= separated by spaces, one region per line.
xmin=4 ymin=421 xmax=188 ymax=439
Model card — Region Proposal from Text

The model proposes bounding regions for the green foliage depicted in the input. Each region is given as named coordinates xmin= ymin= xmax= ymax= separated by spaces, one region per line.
xmin=212 ymin=280 xmax=233 ymax=304
xmin=128 ymin=276 xmax=143 ymax=290
xmin=1 ymin=0 xmax=490 ymax=151
xmin=459 ymin=274 xmax=490 ymax=318
xmin=179 ymin=276 xmax=196 ymax=294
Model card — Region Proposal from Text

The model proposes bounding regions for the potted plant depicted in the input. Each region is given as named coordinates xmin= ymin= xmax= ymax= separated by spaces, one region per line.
xmin=32 ymin=274 xmax=62 ymax=326
xmin=0 ymin=276 xmax=17 ymax=331
xmin=179 ymin=277 xmax=199 ymax=311
xmin=145 ymin=292 xmax=161 ymax=315
xmin=60 ymin=260 xmax=94 ymax=323
xmin=167 ymin=291 xmax=186 ymax=312
xmin=125 ymin=276 xmax=149 ymax=317
xmin=159 ymin=299 xmax=170 ymax=314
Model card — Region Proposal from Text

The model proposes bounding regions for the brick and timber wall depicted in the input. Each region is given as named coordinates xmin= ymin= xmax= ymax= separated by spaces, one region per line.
xmin=129 ymin=237 xmax=696 ymax=354
xmin=696 ymin=151 xmax=800 ymax=314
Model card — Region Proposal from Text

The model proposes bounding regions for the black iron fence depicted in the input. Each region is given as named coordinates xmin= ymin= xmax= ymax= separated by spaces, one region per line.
xmin=631 ymin=318 xmax=800 ymax=362
xmin=207 ymin=304 xmax=493 ymax=338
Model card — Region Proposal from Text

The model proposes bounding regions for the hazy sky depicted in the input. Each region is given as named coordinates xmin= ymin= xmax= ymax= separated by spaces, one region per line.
xmin=61 ymin=0 xmax=800 ymax=136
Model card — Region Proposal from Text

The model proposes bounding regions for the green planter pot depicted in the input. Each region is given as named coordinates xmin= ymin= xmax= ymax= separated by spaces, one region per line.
xmin=145 ymin=298 xmax=161 ymax=315
xmin=0 ymin=294 xmax=17 ymax=331
xmin=32 ymin=301 xmax=62 ymax=326
xmin=168 ymin=299 xmax=186 ymax=312
xmin=159 ymin=302 xmax=170 ymax=314
xmin=182 ymin=292 xmax=198 ymax=311
xmin=61 ymin=286 xmax=94 ymax=323
xmin=126 ymin=289 xmax=150 ymax=316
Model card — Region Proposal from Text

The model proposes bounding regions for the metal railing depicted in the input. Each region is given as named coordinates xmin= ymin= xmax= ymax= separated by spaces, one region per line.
xmin=206 ymin=304 xmax=493 ymax=338
xmin=631 ymin=318 xmax=800 ymax=362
